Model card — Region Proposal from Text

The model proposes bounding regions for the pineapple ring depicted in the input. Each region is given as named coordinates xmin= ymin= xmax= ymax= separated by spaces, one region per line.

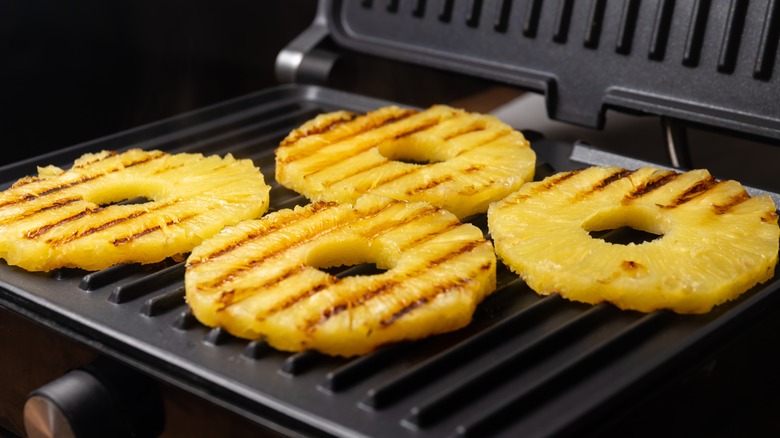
xmin=488 ymin=166 xmax=780 ymax=314
xmin=275 ymin=105 xmax=536 ymax=219
xmin=0 ymin=149 xmax=270 ymax=271
xmin=185 ymin=195 xmax=497 ymax=357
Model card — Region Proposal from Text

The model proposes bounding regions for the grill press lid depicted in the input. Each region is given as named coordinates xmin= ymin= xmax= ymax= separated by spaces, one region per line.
xmin=312 ymin=0 xmax=780 ymax=140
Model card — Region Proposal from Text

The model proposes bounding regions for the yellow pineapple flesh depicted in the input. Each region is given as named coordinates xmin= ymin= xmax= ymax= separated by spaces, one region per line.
xmin=275 ymin=105 xmax=535 ymax=219
xmin=0 ymin=149 xmax=270 ymax=271
xmin=488 ymin=166 xmax=779 ymax=314
xmin=185 ymin=194 xmax=496 ymax=357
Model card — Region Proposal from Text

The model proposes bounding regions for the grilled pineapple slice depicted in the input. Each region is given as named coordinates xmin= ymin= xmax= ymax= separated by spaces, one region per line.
xmin=275 ymin=105 xmax=535 ymax=219
xmin=0 ymin=149 xmax=270 ymax=271
xmin=488 ymin=166 xmax=779 ymax=314
xmin=185 ymin=195 xmax=496 ymax=357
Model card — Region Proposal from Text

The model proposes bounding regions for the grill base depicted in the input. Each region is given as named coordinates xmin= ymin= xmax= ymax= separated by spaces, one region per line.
xmin=1 ymin=84 xmax=779 ymax=437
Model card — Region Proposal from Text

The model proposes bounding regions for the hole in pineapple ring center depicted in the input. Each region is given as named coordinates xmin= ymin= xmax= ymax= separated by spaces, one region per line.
xmin=99 ymin=196 xmax=153 ymax=208
xmin=581 ymin=206 xmax=666 ymax=245
xmin=377 ymin=136 xmax=447 ymax=165
xmin=306 ymin=237 xmax=391 ymax=278
xmin=81 ymin=181 xmax=159 ymax=208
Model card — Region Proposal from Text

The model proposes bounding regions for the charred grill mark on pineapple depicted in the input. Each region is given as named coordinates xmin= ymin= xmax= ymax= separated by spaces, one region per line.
xmin=454 ymin=131 xmax=513 ymax=156
xmin=354 ymin=118 xmax=439 ymax=153
xmin=289 ymin=119 xmax=441 ymax=176
xmin=582 ymin=169 xmax=635 ymax=197
xmin=663 ymin=175 xmax=718 ymax=208
xmin=369 ymin=167 xmax=421 ymax=189
xmin=186 ymin=202 xmax=338 ymax=267
xmin=455 ymin=165 xmax=493 ymax=196
xmin=381 ymin=297 xmax=430 ymax=327
xmin=405 ymin=175 xmax=455 ymax=195
xmin=320 ymin=160 xmax=422 ymax=192
xmin=441 ymin=122 xmax=487 ymax=140
xmin=112 ymin=212 xmax=197 ymax=246
xmin=0 ymin=197 xmax=80 ymax=226
xmin=391 ymin=119 xmax=440 ymax=140
xmin=499 ymin=168 xmax=584 ymax=206
xmin=201 ymin=203 xmax=396 ymax=289
xmin=307 ymin=120 xmax=515 ymax=191
xmin=544 ymin=168 xmax=584 ymax=187
xmin=376 ymin=109 xmax=423 ymax=128
xmin=713 ymin=191 xmax=750 ymax=214
xmin=0 ymin=176 xmax=93 ymax=209
xmin=205 ymin=204 xmax=441 ymax=294
xmin=278 ymin=109 xmax=418 ymax=163
xmin=317 ymin=157 xmax=387 ymax=187
xmin=309 ymin=240 xmax=484 ymax=329
xmin=311 ymin=280 xmax=395 ymax=328
xmin=259 ymin=280 xmax=334 ymax=322
xmin=216 ymin=264 xmax=309 ymax=311
xmin=71 ymin=150 xmax=120 ymax=169
xmin=378 ymin=259 xmax=492 ymax=328
xmin=112 ymin=150 xmax=167 ymax=170
xmin=151 ymin=161 xmax=188 ymax=176
xmin=379 ymin=263 xmax=486 ymax=329
xmin=9 ymin=175 xmax=44 ymax=190
xmin=279 ymin=112 xmax=358 ymax=147
xmin=360 ymin=205 xmax=439 ymax=239
xmin=25 ymin=206 xmax=101 ymax=239
xmin=398 ymin=220 xmax=462 ymax=251
xmin=623 ymin=171 xmax=679 ymax=203
xmin=28 ymin=200 xmax=177 ymax=244
xmin=762 ymin=211 xmax=779 ymax=223
xmin=0 ymin=152 xmax=165 ymax=209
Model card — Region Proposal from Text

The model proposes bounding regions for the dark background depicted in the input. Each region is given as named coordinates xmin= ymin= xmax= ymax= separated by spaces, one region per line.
xmin=0 ymin=0 xmax=318 ymax=164
xmin=1 ymin=2 xmax=780 ymax=436
xmin=0 ymin=0 xmax=496 ymax=167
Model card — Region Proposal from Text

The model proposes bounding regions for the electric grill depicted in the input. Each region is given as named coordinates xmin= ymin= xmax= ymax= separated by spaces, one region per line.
xmin=2 ymin=1 xmax=780 ymax=437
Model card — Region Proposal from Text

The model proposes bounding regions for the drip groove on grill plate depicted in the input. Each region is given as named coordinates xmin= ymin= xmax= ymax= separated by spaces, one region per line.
xmin=172 ymin=308 xmax=198 ymax=331
xmin=552 ymin=0 xmax=575 ymax=43
xmin=493 ymin=0 xmax=512 ymax=32
xmin=360 ymin=294 xmax=564 ymax=410
xmin=204 ymin=327 xmax=235 ymax=346
xmin=243 ymin=339 xmax=274 ymax=360
xmin=281 ymin=350 xmax=322 ymax=376
xmin=465 ymin=0 xmax=483 ymax=28
xmin=321 ymin=343 xmax=411 ymax=392
xmin=412 ymin=0 xmax=426 ymax=18
xmin=583 ymin=0 xmax=607 ymax=49
xmin=79 ymin=263 xmax=146 ymax=291
xmin=682 ymin=0 xmax=711 ymax=67
xmin=522 ymin=0 xmax=543 ymax=37
xmin=140 ymin=286 xmax=185 ymax=317
xmin=167 ymin=106 xmax=319 ymax=158
xmin=648 ymin=0 xmax=675 ymax=60
xmin=717 ymin=0 xmax=749 ymax=73
xmin=438 ymin=0 xmax=454 ymax=22
xmin=108 ymin=263 xmax=184 ymax=304
xmin=404 ymin=303 xmax=616 ymax=429
xmin=754 ymin=0 xmax=780 ymax=79
xmin=615 ymin=0 xmax=641 ymax=54
xmin=452 ymin=310 xmax=673 ymax=438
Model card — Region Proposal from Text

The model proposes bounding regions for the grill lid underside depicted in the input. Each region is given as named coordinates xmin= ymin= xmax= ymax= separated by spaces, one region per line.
xmin=317 ymin=0 xmax=780 ymax=142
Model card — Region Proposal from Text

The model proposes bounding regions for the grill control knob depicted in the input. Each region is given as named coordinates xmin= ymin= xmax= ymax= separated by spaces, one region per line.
xmin=24 ymin=358 xmax=163 ymax=438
